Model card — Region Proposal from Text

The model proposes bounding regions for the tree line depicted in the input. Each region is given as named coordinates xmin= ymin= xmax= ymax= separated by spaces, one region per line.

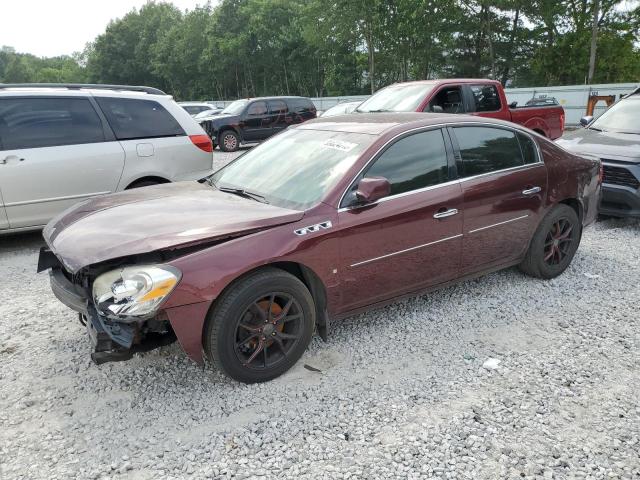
xmin=1 ymin=0 xmax=638 ymax=101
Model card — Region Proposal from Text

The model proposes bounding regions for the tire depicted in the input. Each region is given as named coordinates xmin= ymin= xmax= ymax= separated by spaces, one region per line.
xmin=218 ymin=130 xmax=240 ymax=152
xmin=519 ymin=204 xmax=581 ymax=279
xmin=204 ymin=268 xmax=315 ymax=383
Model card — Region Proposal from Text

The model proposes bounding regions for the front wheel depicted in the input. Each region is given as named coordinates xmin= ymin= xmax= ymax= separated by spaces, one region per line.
xmin=218 ymin=130 xmax=240 ymax=152
xmin=519 ymin=204 xmax=581 ymax=279
xmin=204 ymin=268 xmax=315 ymax=383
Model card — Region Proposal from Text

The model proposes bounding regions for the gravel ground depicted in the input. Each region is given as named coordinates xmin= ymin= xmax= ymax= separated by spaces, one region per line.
xmin=1 ymin=151 xmax=639 ymax=479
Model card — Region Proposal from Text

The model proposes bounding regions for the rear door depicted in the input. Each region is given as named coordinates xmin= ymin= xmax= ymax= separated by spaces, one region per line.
xmin=241 ymin=101 xmax=270 ymax=141
xmin=449 ymin=125 xmax=547 ymax=274
xmin=0 ymin=96 xmax=125 ymax=229
xmin=95 ymin=97 xmax=203 ymax=184
xmin=267 ymin=100 xmax=288 ymax=135
xmin=337 ymin=128 xmax=463 ymax=311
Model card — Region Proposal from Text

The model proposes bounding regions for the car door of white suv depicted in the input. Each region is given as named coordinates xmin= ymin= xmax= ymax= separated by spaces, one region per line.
xmin=0 ymin=96 xmax=125 ymax=229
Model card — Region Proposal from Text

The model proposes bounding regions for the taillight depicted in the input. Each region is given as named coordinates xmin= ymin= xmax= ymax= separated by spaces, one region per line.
xmin=189 ymin=134 xmax=213 ymax=153
xmin=560 ymin=113 xmax=565 ymax=132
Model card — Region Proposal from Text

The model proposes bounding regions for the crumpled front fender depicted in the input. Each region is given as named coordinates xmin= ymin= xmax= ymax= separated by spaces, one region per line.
xmin=164 ymin=301 xmax=212 ymax=364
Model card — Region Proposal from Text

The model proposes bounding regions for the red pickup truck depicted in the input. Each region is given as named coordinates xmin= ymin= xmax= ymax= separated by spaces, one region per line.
xmin=356 ymin=79 xmax=565 ymax=139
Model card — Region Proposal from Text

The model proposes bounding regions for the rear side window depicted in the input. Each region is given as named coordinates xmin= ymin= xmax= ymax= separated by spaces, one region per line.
xmin=269 ymin=100 xmax=287 ymax=114
xmin=454 ymin=126 xmax=523 ymax=177
xmin=517 ymin=132 xmax=539 ymax=164
xmin=95 ymin=97 xmax=184 ymax=140
xmin=288 ymin=98 xmax=315 ymax=114
xmin=470 ymin=85 xmax=502 ymax=112
xmin=0 ymin=97 xmax=104 ymax=150
xmin=365 ymin=129 xmax=449 ymax=196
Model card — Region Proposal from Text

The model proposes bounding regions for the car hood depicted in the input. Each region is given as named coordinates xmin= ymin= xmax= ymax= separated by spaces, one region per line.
xmin=557 ymin=128 xmax=640 ymax=162
xmin=199 ymin=113 xmax=238 ymax=123
xmin=44 ymin=182 xmax=304 ymax=273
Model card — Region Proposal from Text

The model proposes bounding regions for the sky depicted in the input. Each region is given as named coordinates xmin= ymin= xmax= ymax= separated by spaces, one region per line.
xmin=0 ymin=0 xmax=207 ymax=58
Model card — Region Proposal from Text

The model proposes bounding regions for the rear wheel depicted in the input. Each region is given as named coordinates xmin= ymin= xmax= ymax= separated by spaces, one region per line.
xmin=219 ymin=130 xmax=240 ymax=152
xmin=204 ymin=268 xmax=315 ymax=383
xmin=519 ymin=204 xmax=581 ymax=279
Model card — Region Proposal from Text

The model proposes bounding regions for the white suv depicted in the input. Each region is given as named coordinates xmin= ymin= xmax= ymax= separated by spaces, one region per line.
xmin=0 ymin=83 xmax=214 ymax=234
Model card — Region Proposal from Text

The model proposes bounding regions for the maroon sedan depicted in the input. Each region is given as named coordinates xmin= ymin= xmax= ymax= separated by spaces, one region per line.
xmin=39 ymin=113 xmax=601 ymax=383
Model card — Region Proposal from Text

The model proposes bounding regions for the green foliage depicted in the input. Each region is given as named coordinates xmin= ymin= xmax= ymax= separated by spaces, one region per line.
xmin=1 ymin=0 xmax=638 ymax=98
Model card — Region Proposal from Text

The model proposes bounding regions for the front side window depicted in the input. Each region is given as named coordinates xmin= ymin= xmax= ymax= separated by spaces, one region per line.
xmin=221 ymin=99 xmax=248 ymax=115
xmin=454 ymin=126 xmax=524 ymax=177
xmin=0 ymin=97 xmax=104 ymax=150
xmin=470 ymin=85 xmax=502 ymax=112
xmin=95 ymin=97 xmax=184 ymax=140
xmin=211 ymin=128 xmax=374 ymax=210
xmin=364 ymin=129 xmax=450 ymax=196
xmin=427 ymin=87 xmax=464 ymax=113
xmin=247 ymin=102 xmax=267 ymax=116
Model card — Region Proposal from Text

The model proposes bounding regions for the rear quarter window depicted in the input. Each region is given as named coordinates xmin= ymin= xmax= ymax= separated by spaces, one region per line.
xmin=95 ymin=97 xmax=185 ymax=140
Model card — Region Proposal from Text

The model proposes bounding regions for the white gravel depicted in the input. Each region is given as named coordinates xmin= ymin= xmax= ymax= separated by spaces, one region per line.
xmin=1 ymin=151 xmax=639 ymax=479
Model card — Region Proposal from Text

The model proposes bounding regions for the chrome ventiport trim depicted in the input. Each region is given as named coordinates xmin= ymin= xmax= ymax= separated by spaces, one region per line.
xmin=350 ymin=234 xmax=463 ymax=268
xmin=468 ymin=215 xmax=529 ymax=234
xmin=294 ymin=220 xmax=333 ymax=236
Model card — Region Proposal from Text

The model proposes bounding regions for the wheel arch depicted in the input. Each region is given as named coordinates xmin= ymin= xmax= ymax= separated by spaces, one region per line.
xmin=125 ymin=175 xmax=170 ymax=189
xmin=559 ymin=197 xmax=584 ymax=225
xmin=217 ymin=126 xmax=242 ymax=143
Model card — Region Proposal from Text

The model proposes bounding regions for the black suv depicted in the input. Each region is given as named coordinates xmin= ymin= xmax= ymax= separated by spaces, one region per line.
xmin=557 ymin=87 xmax=640 ymax=218
xmin=199 ymin=96 xmax=316 ymax=152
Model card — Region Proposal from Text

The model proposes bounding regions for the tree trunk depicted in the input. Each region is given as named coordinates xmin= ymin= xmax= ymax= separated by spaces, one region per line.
xmin=587 ymin=0 xmax=599 ymax=84
xmin=501 ymin=6 xmax=520 ymax=85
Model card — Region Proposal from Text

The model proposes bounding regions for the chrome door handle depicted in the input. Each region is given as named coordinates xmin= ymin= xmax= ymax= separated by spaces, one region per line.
xmin=1 ymin=155 xmax=24 ymax=165
xmin=433 ymin=208 xmax=459 ymax=219
xmin=522 ymin=186 xmax=541 ymax=195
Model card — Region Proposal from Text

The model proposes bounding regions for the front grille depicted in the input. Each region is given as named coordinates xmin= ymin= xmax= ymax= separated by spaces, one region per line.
xmin=200 ymin=120 xmax=215 ymax=139
xmin=602 ymin=164 xmax=640 ymax=189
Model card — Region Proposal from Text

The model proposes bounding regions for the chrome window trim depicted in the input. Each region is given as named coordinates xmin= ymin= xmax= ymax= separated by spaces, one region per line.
xmin=468 ymin=214 xmax=529 ymax=234
xmin=457 ymin=162 xmax=544 ymax=184
xmin=337 ymin=121 xmax=544 ymax=210
xmin=350 ymin=233 xmax=463 ymax=268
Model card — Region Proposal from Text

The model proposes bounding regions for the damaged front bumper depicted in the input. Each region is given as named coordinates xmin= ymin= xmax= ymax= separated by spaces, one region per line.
xmin=40 ymin=248 xmax=176 ymax=364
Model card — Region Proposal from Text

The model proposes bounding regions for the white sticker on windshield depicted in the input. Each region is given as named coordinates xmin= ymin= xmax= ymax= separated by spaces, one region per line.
xmin=322 ymin=139 xmax=358 ymax=152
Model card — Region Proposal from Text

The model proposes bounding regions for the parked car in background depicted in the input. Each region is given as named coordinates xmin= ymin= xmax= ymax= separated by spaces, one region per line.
xmin=0 ymin=83 xmax=213 ymax=233
xmin=198 ymin=96 xmax=316 ymax=152
xmin=178 ymin=101 xmax=219 ymax=116
xmin=40 ymin=113 xmax=600 ymax=383
xmin=194 ymin=107 xmax=224 ymax=119
xmin=356 ymin=79 xmax=565 ymax=139
xmin=525 ymin=96 xmax=559 ymax=107
xmin=320 ymin=101 xmax=361 ymax=117
xmin=556 ymin=87 xmax=640 ymax=218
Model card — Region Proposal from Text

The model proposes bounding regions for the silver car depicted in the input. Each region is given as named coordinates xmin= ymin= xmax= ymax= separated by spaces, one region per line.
xmin=0 ymin=84 xmax=214 ymax=234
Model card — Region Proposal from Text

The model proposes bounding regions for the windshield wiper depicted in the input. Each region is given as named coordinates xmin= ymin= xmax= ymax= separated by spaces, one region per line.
xmin=218 ymin=186 xmax=269 ymax=204
xmin=360 ymin=108 xmax=391 ymax=113
xmin=588 ymin=127 xmax=604 ymax=132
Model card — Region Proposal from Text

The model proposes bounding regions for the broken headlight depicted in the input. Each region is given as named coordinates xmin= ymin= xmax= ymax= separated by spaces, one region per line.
xmin=92 ymin=265 xmax=181 ymax=317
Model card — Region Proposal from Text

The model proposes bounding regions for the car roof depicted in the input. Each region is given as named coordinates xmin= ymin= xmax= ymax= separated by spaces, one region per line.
xmin=297 ymin=112 xmax=522 ymax=135
xmin=0 ymin=87 xmax=169 ymax=99
xmin=235 ymin=96 xmax=311 ymax=101
xmin=381 ymin=79 xmax=499 ymax=88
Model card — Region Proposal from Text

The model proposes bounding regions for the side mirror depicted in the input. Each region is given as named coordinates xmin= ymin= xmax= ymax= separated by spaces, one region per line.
xmin=355 ymin=177 xmax=391 ymax=204
xmin=431 ymin=105 xmax=444 ymax=113
xmin=580 ymin=116 xmax=594 ymax=127
xmin=509 ymin=101 xmax=518 ymax=108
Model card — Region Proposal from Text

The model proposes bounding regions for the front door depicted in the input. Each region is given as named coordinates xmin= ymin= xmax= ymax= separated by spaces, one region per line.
xmin=0 ymin=96 xmax=125 ymax=229
xmin=449 ymin=125 xmax=548 ymax=273
xmin=337 ymin=128 xmax=463 ymax=312
xmin=242 ymin=101 xmax=270 ymax=142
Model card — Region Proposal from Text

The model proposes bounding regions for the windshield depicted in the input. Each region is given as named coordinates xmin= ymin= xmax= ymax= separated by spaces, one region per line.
xmin=222 ymin=99 xmax=249 ymax=115
xmin=210 ymin=128 xmax=375 ymax=210
xmin=590 ymin=98 xmax=640 ymax=134
xmin=357 ymin=83 xmax=435 ymax=112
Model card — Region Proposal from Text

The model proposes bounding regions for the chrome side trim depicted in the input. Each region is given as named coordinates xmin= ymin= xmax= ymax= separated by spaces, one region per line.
xmin=337 ymin=120 xmax=544 ymax=209
xmin=4 ymin=191 xmax=111 ymax=208
xmin=457 ymin=162 xmax=544 ymax=184
xmin=350 ymin=233 xmax=462 ymax=268
xmin=468 ymin=214 xmax=529 ymax=234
